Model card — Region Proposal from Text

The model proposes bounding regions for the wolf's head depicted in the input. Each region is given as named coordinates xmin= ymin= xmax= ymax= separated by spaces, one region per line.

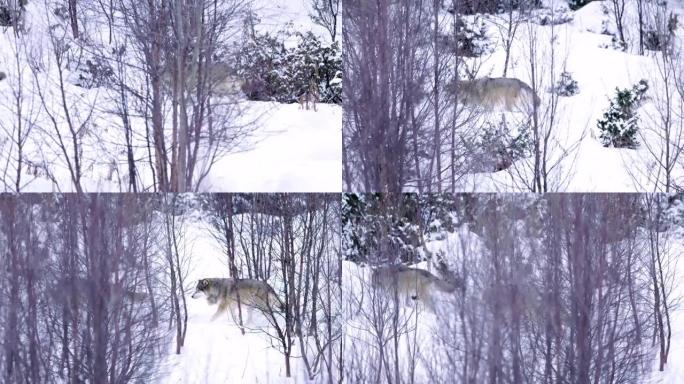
xmin=191 ymin=278 xmax=212 ymax=299
xmin=454 ymin=78 xmax=489 ymax=107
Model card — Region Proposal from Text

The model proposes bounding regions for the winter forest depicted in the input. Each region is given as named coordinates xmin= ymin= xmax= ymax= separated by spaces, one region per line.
xmin=1 ymin=193 xmax=684 ymax=383
xmin=3 ymin=0 xmax=684 ymax=383
xmin=342 ymin=193 xmax=684 ymax=383
xmin=344 ymin=0 xmax=684 ymax=192
xmin=0 ymin=0 xmax=342 ymax=192
xmin=0 ymin=194 xmax=342 ymax=383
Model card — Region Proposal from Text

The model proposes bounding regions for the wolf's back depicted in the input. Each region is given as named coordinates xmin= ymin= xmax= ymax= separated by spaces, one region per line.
xmin=432 ymin=278 xmax=458 ymax=293
xmin=405 ymin=269 xmax=451 ymax=291
xmin=456 ymin=77 xmax=540 ymax=110
xmin=232 ymin=279 xmax=283 ymax=312
xmin=371 ymin=265 xmax=398 ymax=288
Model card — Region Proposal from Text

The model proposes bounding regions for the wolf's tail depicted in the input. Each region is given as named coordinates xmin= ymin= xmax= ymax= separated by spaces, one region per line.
xmin=266 ymin=286 xmax=286 ymax=313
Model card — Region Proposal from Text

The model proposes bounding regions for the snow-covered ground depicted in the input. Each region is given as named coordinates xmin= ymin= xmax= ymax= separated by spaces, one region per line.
xmin=649 ymin=219 xmax=684 ymax=383
xmin=159 ymin=212 xmax=320 ymax=383
xmin=204 ymin=102 xmax=341 ymax=192
xmin=446 ymin=1 xmax=684 ymax=191
xmin=341 ymin=227 xmax=484 ymax=383
xmin=342 ymin=199 xmax=684 ymax=382
xmin=0 ymin=0 xmax=341 ymax=192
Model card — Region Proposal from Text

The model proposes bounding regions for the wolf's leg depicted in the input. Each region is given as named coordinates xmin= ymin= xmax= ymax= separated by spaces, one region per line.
xmin=229 ymin=302 xmax=249 ymax=334
xmin=211 ymin=300 xmax=228 ymax=321
xmin=418 ymin=285 xmax=431 ymax=312
xmin=242 ymin=305 xmax=252 ymax=325
xmin=422 ymin=285 xmax=435 ymax=313
xmin=425 ymin=295 xmax=435 ymax=312
xmin=227 ymin=303 xmax=237 ymax=324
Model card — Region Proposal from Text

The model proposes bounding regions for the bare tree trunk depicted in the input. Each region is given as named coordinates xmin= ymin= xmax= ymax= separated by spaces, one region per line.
xmin=432 ymin=0 xmax=442 ymax=192
xmin=68 ymin=0 xmax=79 ymax=39
xmin=164 ymin=196 xmax=184 ymax=354
xmin=638 ymin=0 xmax=644 ymax=55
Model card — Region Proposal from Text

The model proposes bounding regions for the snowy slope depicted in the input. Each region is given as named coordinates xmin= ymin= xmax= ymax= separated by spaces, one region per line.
xmin=253 ymin=0 xmax=336 ymax=46
xmin=649 ymin=222 xmax=684 ymax=383
xmin=447 ymin=1 xmax=684 ymax=191
xmin=343 ymin=207 xmax=684 ymax=382
xmin=159 ymin=215 xmax=312 ymax=383
xmin=342 ymin=227 xmax=482 ymax=382
xmin=0 ymin=0 xmax=341 ymax=193
xmin=203 ymin=102 xmax=341 ymax=192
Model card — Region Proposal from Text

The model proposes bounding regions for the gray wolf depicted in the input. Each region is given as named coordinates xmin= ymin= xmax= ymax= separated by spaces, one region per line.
xmin=191 ymin=278 xmax=283 ymax=322
xmin=298 ymin=80 xmax=319 ymax=111
xmin=454 ymin=77 xmax=541 ymax=112
xmin=162 ymin=62 xmax=244 ymax=96
xmin=50 ymin=277 xmax=148 ymax=309
xmin=371 ymin=265 xmax=459 ymax=311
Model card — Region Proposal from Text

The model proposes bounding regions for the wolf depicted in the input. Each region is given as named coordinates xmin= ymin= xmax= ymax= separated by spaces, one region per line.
xmin=197 ymin=62 xmax=244 ymax=96
xmin=371 ymin=265 xmax=460 ymax=311
xmin=454 ymin=77 xmax=541 ymax=112
xmin=298 ymin=80 xmax=319 ymax=111
xmin=50 ymin=277 xmax=148 ymax=309
xmin=162 ymin=62 xmax=244 ymax=97
xmin=191 ymin=278 xmax=283 ymax=323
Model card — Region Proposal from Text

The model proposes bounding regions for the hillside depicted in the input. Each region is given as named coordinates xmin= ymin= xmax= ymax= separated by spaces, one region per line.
xmin=343 ymin=0 xmax=684 ymax=192
xmin=341 ymin=194 xmax=684 ymax=382
xmin=0 ymin=0 xmax=341 ymax=192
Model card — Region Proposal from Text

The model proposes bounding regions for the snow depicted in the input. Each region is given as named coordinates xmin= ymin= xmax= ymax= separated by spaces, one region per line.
xmin=413 ymin=1 xmax=684 ymax=191
xmin=342 ymin=227 xmax=482 ymax=382
xmin=203 ymin=102 xmax=341 ymax=192
xmin=0 ymin=0 xmax=341 ymax=192
xmin=343 ymin=201 xmax=684 ymax=382
xmin=159 ymin=214 xmax=312 ymax=383
xmin=649 ymin=221 xmax=684 ymax=383
xmin=253 ymin=0 xmax=334 ymax=47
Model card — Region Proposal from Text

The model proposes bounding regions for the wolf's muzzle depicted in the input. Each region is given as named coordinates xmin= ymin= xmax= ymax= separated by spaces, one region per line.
xmin=191 ymin=290 xmax=205 ymax=299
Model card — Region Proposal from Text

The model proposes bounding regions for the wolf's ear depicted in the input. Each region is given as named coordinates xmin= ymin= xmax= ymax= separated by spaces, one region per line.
xmin=199 ymin=279 xmax=207 ymax=287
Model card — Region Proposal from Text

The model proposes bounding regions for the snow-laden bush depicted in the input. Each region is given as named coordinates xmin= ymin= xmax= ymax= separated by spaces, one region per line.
xmin=552 ymin=71 xmax=579 ymax=97
xmin=597 ymin=79 xmax=649 ymax=149
xmin=644 ymin=13 xmax=679 ymax=53
xmin=453 ymin=17 xmax=492 ymax=57
xmin=0 ymin=0 xmax=26 ymax=28
xmin=0 ymin=5 xmax=11 ymax=26
xmin=236 ymin=32 xmax=287 ymax=101
xmin=609 ymin=35 xmax=628 ymax=51
xmin=236 ymin=31 xmax=341 ymax=104
xmin=74 ymin=58 xmax=114 ymax=89
xmin=598 ymin=15 xmax=627 ymax=51
xmin=289 ymin=32 xmax=342 ymax=104
xmin=567 ymin=0 xmax=591 ymax=11
xmin=472 ymin=120 xmax=532 ymax=172
xmin=531 ymin=7 xmax=574 ymax=26
xmin=447 ymin=0 xmax=542 ymax=15
xmin=343 ymin=193 xmax=426 ymax=265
